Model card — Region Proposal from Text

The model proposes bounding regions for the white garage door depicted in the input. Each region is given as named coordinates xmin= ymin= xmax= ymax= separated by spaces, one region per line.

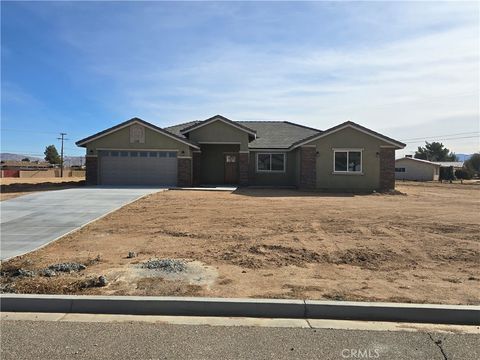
xmin=99 ymin=150 xmax=178 ymax=186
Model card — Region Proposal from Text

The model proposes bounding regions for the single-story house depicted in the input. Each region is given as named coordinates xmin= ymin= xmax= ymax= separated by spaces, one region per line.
xmin=432 ymin=161 xmax=464 ymax=170
xmin=395 ymin=157 xmax=441 ymax=181
xmin=76 ymin=115 xmax=405 ymax=191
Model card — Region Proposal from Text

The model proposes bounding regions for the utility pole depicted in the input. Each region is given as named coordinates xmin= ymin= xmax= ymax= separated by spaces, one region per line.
xmin=57 ymin=133 xmax=69 ymax=177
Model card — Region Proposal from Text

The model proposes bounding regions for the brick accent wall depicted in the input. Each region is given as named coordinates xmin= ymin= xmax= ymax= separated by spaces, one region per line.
xmin=85 ymin=156 xmax=98 ymax=185
xmin=239 ymin=153 xmax=249 ymax=186
xmin=299 ymin=147 xmax=316 ymax=189
xmin=192 ymin=152 xmax=201 ymax=186
xmin=177 ymin=158 xmax=192 ymax=187
xmin=379 ymin=148 xmax=395 ymax=191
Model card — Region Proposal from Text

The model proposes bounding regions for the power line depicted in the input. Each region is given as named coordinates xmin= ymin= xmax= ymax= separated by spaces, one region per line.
xmin=403 ymin=135 xmax=480 ymax=144
xmin=400 ymin=131 xmax=479 ymax=141
xmin=57 ymin=133 xmax=69 ymax=177
xmin=1 ymin=129 xmax=61 ymax=135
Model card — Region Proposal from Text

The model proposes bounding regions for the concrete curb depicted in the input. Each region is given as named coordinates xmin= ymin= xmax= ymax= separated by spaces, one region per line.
xmin=1 ymin=294 xmax=479 ymax=325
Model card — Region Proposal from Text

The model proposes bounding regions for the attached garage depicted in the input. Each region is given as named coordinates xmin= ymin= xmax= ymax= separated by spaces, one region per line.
xmin=99 ymin=150 xmax=178 ymax=186
xmin=76 ymin=118 xmax=199 ymax=186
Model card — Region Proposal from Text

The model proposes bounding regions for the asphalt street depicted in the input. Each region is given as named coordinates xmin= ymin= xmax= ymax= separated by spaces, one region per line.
xmin=1 ymin=320 xmax=478 ymax=360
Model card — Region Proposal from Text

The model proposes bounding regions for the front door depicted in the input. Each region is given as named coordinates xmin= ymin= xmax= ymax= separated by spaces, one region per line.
xmin=224 ymin=153 xmax=239 ymax=184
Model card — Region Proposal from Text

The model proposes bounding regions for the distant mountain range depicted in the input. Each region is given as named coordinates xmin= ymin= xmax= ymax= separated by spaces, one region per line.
xmin=0 ymin=153 xmax=85 ymax=167
xmin=455 ymin=154 xmax=473 ymax=162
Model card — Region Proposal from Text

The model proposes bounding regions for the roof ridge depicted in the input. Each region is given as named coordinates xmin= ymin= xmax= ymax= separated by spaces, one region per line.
xmin=282 ymin=121 xmax=322 ymax=132
xmin=180 ymin=115 xmax=257 ymax=135
xmin=164 ymin=120 xmax=200 ymax=129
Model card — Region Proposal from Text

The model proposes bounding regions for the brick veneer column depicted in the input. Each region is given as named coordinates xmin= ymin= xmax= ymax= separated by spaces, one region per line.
xmin=238 ymin=152 xmax=249 ymax=186
xmin=85 ymin=156 xmax=98 ymax=185
xmin=192 ymin=152 xmax=201 ymax=186
xmin=379 ymin=148 xmax=395 ymax=191
xmin=177 ymin=158 xmax=192 ymax=187
xmin=299 ymin=147 xmax=316 ymax=189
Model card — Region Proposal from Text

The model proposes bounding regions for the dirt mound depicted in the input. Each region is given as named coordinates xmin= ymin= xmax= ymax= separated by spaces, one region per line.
xmin=330 ymin=248 xmax=415 ymax=270
xmin=431 ymin=248 xmax=480 ymax=263
xmin=217 ymin=244 xmax=326 ymax=269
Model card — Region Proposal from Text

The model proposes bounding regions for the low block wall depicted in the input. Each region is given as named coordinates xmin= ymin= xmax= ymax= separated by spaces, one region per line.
xmin=11 ymin=170 xmax=86 ymax=178
xmin=19 ymin=170 xmax=57 ymax=178
xmin=1 ymin=170 xmax=20 ymax=178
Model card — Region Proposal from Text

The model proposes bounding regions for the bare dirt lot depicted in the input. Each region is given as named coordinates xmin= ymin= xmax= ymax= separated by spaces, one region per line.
xmin=1 ymin=181 xmax=479 ymax=304
xmin=0 ymin=177 xmax=85 ymax=201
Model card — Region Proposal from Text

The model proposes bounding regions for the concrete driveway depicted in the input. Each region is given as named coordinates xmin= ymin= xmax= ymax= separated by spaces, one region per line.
xmin=0 ymin=187 xmax=164 ymax=260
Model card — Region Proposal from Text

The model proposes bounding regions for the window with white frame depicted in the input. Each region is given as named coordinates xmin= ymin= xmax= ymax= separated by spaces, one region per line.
xmin=257 ymin=153 xmax=285 ymax=172
xmin=395 ymin=167 xmax=406 ymax=173
xmin=333 ymin=149 xmax=362 ymax=173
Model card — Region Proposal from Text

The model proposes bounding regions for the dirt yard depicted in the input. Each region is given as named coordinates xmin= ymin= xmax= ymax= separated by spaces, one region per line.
xmin=0 ymin=177 xmax=85 ymax=201
xmin=1 ymin=181 xmax=479 ymax=305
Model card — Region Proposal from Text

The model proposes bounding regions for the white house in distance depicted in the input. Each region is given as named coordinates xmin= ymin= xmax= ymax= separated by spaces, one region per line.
xmin=395 ymin=157 xmax=441 ymax=181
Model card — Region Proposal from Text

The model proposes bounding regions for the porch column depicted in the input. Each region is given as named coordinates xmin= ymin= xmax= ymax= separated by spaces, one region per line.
xmin=239 ymin=152 xmax=249 ymax=186
xmin=177 ymin=157 xmax=192 ymax=187
xmin=192 ymin=151 xmax=201 ymax=186
xmin=299 ymin=146 xmax=316 ymax=190
xmin=379 ymin=147 xmax=395 ymax=191
xmin=85 ymin=155 xmax=98 ymax=185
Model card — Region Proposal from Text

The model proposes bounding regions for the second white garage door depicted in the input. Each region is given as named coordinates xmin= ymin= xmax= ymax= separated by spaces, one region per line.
xmin=99 ymin=150 xmax=178 ymax=186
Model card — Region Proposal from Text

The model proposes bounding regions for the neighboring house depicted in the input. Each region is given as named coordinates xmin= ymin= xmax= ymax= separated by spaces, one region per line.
xmin=395 ymin=157 xmax=441 ymax=181
xmin=432 ymin=161 xmax=464 ymax=170
xmin=76 ymin=115 xmax=405 ymax=191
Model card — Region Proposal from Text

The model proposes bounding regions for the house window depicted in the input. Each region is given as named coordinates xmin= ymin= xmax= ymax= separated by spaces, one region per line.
xmin=395 ymin=167 xmax=406 ymax=173
xmin=256 ymin=153 xmax=285 ymax=172
xmin=333 ymin=150 xmax=362 ymax=173
xmin=225 ymin=155 xmax=237 ymax=163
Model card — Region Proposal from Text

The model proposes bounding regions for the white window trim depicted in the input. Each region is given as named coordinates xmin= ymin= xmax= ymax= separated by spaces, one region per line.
xmin=333 ymin=148 xmax=363 ymax=175
xmin=256 ymin=153 xmax=286 ymax=173
xmin=395 ymin=167 xmax=407 ymax=173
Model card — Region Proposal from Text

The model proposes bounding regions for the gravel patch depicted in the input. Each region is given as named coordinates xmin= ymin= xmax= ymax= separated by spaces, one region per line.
xmin=48 ymin=262 xmax=87 ymax=273
xmin=141 ymin=259 xmax=187 ymax=273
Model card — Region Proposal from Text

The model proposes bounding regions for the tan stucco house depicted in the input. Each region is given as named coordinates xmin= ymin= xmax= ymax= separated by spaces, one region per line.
xmin=76 ymin=115 xmax=405 ymax=191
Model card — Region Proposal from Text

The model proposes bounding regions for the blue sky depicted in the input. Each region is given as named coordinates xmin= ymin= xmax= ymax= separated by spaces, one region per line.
xmin=1 ymin=1 xmax=479 ymax=158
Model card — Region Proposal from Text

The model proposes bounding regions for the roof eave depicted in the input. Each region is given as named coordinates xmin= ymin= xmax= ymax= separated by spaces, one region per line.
xmin=179 ymin=115 xmax=257 ymax=137
xmin=76 ymin=118 xmax=200 ymax=149
xmin=290 ymin=121 xmax=406 ymax=149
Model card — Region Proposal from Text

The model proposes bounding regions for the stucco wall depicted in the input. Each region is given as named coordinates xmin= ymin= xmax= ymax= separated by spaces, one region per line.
xmin=304 ymin=127 xmax=395 ymax=191
xmin=395 ymin=158 xmax=439 ymax=181
xmin=248 ymin=150 xmax=298 ymax=186
xmin=187 ymin=120 xmax=250 ymax=151
xmin=85 ymin=125 xmax=192 ymax=156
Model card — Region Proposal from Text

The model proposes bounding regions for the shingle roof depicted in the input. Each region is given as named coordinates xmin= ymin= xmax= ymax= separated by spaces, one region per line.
xmin=164 ymin=120 xmax=321 ymax=149
xmin=164 ymin=121 xmax=200 ymax=137
xmin=290 ymin=121 xmax=406 ymax=149
xmin=239 ymin=121 xmax=321 ymax=149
